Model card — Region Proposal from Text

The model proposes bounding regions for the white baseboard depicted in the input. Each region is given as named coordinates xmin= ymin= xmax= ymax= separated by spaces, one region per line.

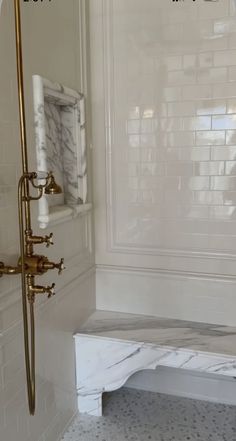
xmin=126 ymin=367 xmax=236 ymax=406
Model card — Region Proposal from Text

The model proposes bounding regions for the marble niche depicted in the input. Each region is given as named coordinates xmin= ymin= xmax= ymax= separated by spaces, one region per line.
xmin=33 ymin=75 xmax=91 ymax=229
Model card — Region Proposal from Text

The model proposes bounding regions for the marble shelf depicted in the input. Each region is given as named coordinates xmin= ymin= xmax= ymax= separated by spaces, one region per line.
xmin=38 ymin=202 xmax=92 ymax=229
xmin=74 ymin=310 xmax=236 ymax=416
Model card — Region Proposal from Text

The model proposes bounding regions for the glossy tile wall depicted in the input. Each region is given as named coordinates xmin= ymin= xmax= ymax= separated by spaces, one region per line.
xmin=91 ymin=0 xmax=236 ymax=324
xmin=0 ymin=1 xmax=95 ymax=441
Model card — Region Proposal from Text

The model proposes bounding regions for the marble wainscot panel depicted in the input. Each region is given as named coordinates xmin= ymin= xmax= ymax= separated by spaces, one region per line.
xmin=32 ymin=75 xmax=91 ymax=229
xmin=74 ymin=310 xmax=236 ymax=416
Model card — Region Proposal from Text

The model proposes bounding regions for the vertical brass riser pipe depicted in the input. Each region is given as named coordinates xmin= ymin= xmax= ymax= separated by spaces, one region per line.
xmin=14 ymin=0 xmax=35 ymax=415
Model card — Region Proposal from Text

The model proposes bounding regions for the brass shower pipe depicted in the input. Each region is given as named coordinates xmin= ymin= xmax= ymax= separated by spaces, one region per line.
xmin=0 ymin=0 xmax=65 ymax=415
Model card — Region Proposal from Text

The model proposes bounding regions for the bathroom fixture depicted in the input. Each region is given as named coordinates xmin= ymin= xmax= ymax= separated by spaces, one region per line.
xmin=0 ymin=0 xmax=65 ymax=415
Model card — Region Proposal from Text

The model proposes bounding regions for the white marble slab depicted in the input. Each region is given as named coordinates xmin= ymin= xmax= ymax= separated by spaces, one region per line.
xmin=74 ymin=311 xmax=236 ymax=416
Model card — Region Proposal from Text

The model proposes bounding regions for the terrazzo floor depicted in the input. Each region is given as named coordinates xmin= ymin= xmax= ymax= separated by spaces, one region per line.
xmin=61 ymin=388 xmax=236 ymax=441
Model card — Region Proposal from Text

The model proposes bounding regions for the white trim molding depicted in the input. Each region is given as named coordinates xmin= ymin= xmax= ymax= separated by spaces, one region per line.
xmin=100 ymin=0 xmax=236 ymax=263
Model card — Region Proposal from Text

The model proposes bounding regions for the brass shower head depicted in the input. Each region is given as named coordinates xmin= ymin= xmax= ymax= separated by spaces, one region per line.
xmin=44 ymin=174 xmax=62 ymax=195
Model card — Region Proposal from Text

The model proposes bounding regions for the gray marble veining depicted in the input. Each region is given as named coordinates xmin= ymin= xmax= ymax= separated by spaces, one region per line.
xmin=45 ymin=100 xmax=64 ymax=206
xmin=77 ymin=310 xmax=236 ymax=357
xmin=32 ymin=75 xmax=88 ymax=228
xmin=74 ymin=311 xmax=236 ymax=416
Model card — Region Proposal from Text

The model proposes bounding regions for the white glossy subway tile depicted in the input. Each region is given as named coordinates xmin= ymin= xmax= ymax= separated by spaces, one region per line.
xmin=198 ymin=52 xmax=213 ymax=68
xmin=159 ymin=148 xmax=181 ymax=161
xmin=140 ymin=149 xmax=158 ymax=162
xmin=183 ymin=54 xmax=197 ymax=69
xmin=168 ymin=70 xmax=196 ymax=86
xmin=128 ymin=135 xmax=140 ymax=148
xmin=229 ymin=66 xmax=236 ymax=82
xmin=182 ymin=84 xmax=213 ymax=100
xmin=164 ymin=192 xmax=194 ymax=207
xmin=194 ymin=191 xmax=224 ymax=206
xmin=165 ymin=55 xmax=182 ymax=71
xmin=228 ymin=33 xmax=236 ymax=49
xmin=196 ymin=131 xmax=225 ymax=146
xmin=182 ymin=116 xmax=211 ymax=131
xmin=197 ymin=67 xmax=227 ymax=84
xmin=227 ymin=99 xmax=236 ymax=114
xmin=181 ymin=147 xmax=210 ymax=162
xmin=211 ymin=146 xmax=236 ymax=161
xmin=166 ymin=162 xmax=193 ymax=177
xmin=140 ymin=134 xmax=156 ymax=148
xmin=213 ymin=82 xmax=236 ymax=98
xmin=194 ymin=162 xmax=225 ymax=176
xmin=196 ymin=100 xmax=226 ymax=116
xmin=163 ymin=87 xmax=182 ymax=102
xmin=140 ymin=163 xmax=164 ymax=177
xmin=163 ymin=131 xmax=195 ymax=147
xmin=181 ymin=176 xmax=210 ymax=191
xmin=222 ymin=191 xmax=236 ymax=206
xmin=211 ymin=176 xmax=236 ymax=191
xmin=226 ymin=130 xmax=236 ymax=145
xmin=225 ymin=161 xmax=236 ymax=175
xmin=212 ymin=115 xmax=236 ymax=130
xmin=214 ymin=49 xmax=236 ymax=67
xmin=168 ymin=101 xmax=195 ymax=117
xmin=201 ymin=36 xmax=228 ymax=52
xmin=160 ymin=118 xmax=183 ymax=132
xmin=209 ymin=206 xmax=236 ymax=220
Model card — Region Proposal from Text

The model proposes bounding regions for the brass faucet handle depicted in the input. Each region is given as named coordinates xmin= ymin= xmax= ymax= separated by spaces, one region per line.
xmin=45 ymin=233 xmax=54 ymax=248
xmin=47 ymin=283 xmax=56 ymax=299
xmin=57 ymin=258 xmax=65 ymax=275
xmin=26 ymin=233 xmax=54 ymax=248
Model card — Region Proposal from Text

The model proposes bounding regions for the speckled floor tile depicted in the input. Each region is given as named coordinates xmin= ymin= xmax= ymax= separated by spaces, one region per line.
xmin=61 ymin=388 xmax=236 ymax=441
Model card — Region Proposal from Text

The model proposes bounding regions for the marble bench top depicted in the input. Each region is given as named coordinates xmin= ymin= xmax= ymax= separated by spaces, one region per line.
xmin=76 ymin=310 xmax=236 ymax=358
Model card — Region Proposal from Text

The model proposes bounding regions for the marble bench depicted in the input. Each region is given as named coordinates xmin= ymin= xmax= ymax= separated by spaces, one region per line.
xmin=74 ymin=310 xmax=236 ymax=416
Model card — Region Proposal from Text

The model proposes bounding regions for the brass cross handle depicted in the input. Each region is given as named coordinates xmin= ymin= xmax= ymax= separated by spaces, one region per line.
xmin=57 ymin=258 xmax=65 ymax=275
xmin=40 ymin=257 xmax=65 ymax=275
xmin=26 ymin=232 xmax=54 ymax=248
xmin=47 ymin=283 xmax=56 ymax=298
xmin=45 ymin=233 xmax=54 ymax=248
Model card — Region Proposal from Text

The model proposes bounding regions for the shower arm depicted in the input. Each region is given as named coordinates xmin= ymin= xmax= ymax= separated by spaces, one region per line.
xmin=0 ymin=0 xmax=65 ymax=415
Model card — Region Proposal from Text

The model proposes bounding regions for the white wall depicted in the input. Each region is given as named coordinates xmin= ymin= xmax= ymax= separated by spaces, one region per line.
xmin=0 ymin=1 xmax=95 ymax=441
xmin=90 ymin=0 xmax=236 ymax=326
xmin=90 ymin=0 xmax=236 ymax=403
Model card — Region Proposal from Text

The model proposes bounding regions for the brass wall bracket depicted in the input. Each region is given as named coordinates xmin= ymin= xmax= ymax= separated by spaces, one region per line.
xmin=0 ymin=261 xmax=21 ymax=276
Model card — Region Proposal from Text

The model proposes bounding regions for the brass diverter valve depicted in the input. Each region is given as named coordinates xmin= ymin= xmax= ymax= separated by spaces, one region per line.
xmin=19 ymin=255 xmax=65 ymax=276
